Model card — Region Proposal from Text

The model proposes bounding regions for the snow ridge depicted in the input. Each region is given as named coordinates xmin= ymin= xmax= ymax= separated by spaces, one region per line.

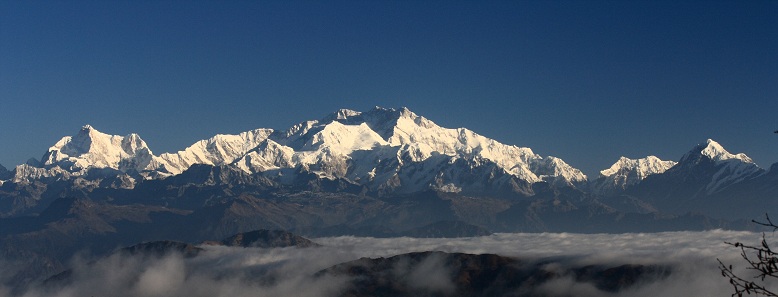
xmin=236 ymin=107 xmax=588 ymax=192
xmin=699 ymin=139 xmax=753 ymax=163
xmin=41 ymin=125 xmax=155 ymax=174
xmin=593 ymin=156 xmax=676 ymax=195
xmin=154 ymin=128 xmax=274 ymax=175
xmin=600 ymin=156 xmax=677 ymax=180
xmin=12 ymin=107 xmax=590 ymax=194
xmin=7 ymin=110 xmax=770 ymax=199
xmin=679 ymin=139 xmax=763 ymax=194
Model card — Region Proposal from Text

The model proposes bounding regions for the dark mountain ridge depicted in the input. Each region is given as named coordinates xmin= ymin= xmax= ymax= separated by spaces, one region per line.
xmin=317 ymin=251 xmax=671 ymax=297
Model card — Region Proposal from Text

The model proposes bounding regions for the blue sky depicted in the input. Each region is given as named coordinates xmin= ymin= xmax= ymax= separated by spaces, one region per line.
xmin=1 ymin=0 xmax=776 ymax=176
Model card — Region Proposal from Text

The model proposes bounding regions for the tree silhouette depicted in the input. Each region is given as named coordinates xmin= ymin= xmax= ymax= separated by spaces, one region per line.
xmin=719 ymin=214 xmax=778 ymax=296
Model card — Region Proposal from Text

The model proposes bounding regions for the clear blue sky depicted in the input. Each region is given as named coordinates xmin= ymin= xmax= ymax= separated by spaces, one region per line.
xmin=1 ymin=0 xmax=776 ymax=176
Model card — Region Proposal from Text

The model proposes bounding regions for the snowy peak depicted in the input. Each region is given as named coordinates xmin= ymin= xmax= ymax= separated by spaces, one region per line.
xmin=681 ymin=139 xmax=755 ymax=165
xmin=675 ymin=139 xmax=763 ymax=194
xmin=591 ymin=155 xmax=677 ymax=196
xmin=600 ymin=156 xmax=677 ymax=179
xmin=154 ymin=128 xmax=274 ymax=175
xmin=311 ymin=107 xmax=584 ymax=186
xmin=321 ymin=107 xmax=435 ymax=141
xmin=233 ymin=139 xmax=296 ymax=173
xmin=699 ymin=139 xmax=754 ymax=163
xmin=592 ymin=140 xmax=765 ymax=197
xmin=300 ymin=121 xmax=388 ymax=152
xmin=272 ymin=106 xmax=423 ymax=150
xmin=202 ymin=106 xmax=587 ymax=191
xmin=41 ymin=125 xmax=155 ymax=174
xmin=530 ymin=156 xmax=588 ymax=186
xmin=321 ymin=108 xmax=362 ymax=122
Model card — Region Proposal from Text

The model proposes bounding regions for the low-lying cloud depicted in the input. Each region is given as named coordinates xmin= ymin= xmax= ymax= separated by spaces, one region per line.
xmin=5 ymin=230 xmax=777 ymax=297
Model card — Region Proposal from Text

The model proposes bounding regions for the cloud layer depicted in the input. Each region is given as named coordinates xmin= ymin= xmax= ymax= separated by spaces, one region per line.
xmin=5 ymin=230 xmax=777 ymax=297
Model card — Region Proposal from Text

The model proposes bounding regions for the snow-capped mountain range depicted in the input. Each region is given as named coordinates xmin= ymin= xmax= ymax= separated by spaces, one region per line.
xmin=5 ymin=108 xmax=772 ymax=290
xmin=11 ymin=107 xmax=591 ymax=195
xmin=3 ymin=107 xmax=768 ymax=199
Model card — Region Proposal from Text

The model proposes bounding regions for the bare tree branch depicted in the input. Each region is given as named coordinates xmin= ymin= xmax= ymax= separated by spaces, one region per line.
xmin=720 ymin=214 xmax=778 ymax=296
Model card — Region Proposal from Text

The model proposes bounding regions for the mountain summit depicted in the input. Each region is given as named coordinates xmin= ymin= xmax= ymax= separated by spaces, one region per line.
xmin=675 ymin=139 xmax=762 ymax=193
xmin=591 ymin=156 xmax=676 ymax=196
xmin=232 ymin=106 xmax=587 ymax=195
xmin=607 ymin=139 xmax=767 ymax=217
xmin=154 ymin=128 xmax=274 ymax=175
xmin=40 ymin=125 xmax=155 ymax=174
xmin=680 ymin=139 xmax=755 ymax=165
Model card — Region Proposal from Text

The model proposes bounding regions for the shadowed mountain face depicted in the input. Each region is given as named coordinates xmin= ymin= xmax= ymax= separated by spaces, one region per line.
xmin=118 ymin=241 xmax=204 ymax=258
xmin=118 ymin=229 xmax=320 ymax=254
xmin=401 ymin=220 xmax=493 ymax=238
xmin=318 ymin=251 xmax=671 ymax=297
xmin=217 ymin=229 xmax=320 ymax=248
xmin=0 ymin=164 xmax=9 ymax=180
